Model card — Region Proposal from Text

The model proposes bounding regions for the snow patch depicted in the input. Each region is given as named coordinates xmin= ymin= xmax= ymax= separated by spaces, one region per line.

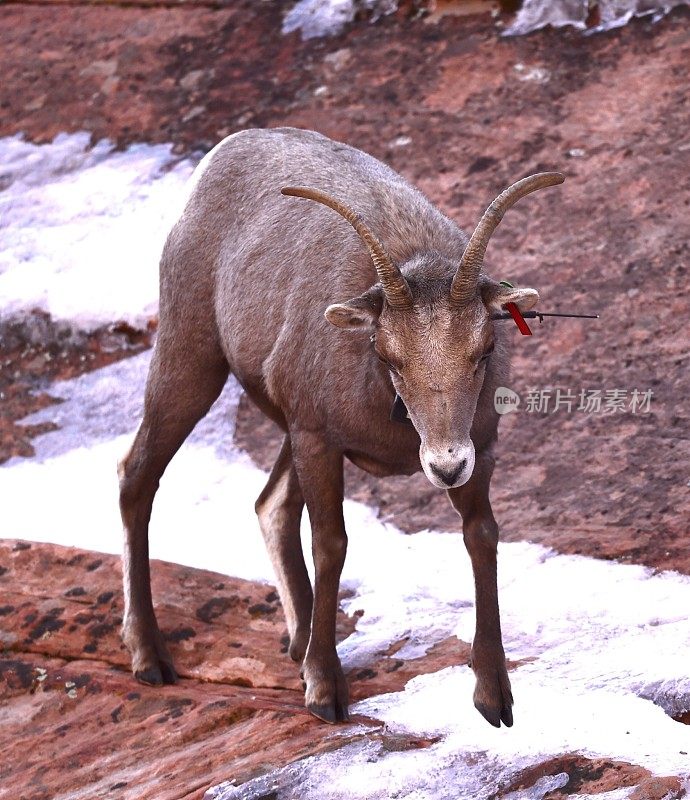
xmin=280 ymin=0 xmax=690 ymax=39
xmin=504 ymin=0 xmax=690 ymax=36
xmin=282 ymin=0 xmax=397 ymax=40
xmin=0 ymin=132 xmax=196 ymax=331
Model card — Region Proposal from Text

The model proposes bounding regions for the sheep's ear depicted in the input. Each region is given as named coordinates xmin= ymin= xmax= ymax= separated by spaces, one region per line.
xmin=480 ymin=281 xmax=540 ymax=313
xmin=325 ymin=289 xmax=383 ymax=330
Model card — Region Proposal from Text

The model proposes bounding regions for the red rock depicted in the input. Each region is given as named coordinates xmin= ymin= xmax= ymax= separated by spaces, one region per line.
xmin=629 ymin=776 xmax=686 ymax=800
xmin=499 ymin=755 xmax=688 ymax=799
xmin=0 ymin=539 xmax=475 ymax=799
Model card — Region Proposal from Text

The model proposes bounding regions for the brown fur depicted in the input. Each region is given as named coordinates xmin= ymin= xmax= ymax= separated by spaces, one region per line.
xmin=119 ymin=127 xmax=545 ymax=727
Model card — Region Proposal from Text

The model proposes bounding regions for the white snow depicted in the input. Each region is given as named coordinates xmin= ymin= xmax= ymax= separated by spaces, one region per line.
xmin=2 ymin=353 xmax=689 ymax=799
xmin=0 ymin=132 xmax=196 ymax=330
xmin=504 ymin=0 xmax=690 ymax=36
xmin=282 ymin=0 xmax=397 ymax=40
xmin=280 ymin=0 xmax=690 ymax=39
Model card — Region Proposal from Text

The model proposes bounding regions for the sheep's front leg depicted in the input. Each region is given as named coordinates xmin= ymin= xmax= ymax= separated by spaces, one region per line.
xmin=290 ymin=429 xmax=349 ymax=723
xmin=448 ymin=449 xmax=513 ymax=728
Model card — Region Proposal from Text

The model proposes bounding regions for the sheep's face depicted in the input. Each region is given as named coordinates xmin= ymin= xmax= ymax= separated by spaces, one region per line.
xmin=326 ymin=263 xmax=538 ymax=489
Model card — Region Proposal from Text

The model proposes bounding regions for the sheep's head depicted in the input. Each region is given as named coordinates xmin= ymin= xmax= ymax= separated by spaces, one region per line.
xmin=281 ymin=173 xmax=563 ymax=489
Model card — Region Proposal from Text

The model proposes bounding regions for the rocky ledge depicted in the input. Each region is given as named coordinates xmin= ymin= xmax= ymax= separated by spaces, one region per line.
xmin=0 ymin=539 xmax=471 ymax=799
xmin=1 ymin=539 xmax=686 ymax=799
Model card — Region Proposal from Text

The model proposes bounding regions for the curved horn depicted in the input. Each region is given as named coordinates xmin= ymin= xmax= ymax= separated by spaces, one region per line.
xmin=450 ymin=172 xmax=564 ymax=306
xmin=281 ymin=186 xmax=413 ymax=309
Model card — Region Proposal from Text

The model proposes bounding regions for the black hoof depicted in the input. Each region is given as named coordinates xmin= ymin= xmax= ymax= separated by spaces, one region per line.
xmin=307 ymin=702 xmax=349 ymax=724
xmin=160 ymin=661 xmax=178 ymax=685
xmin=135 ymin=666 xmax=163 ymax=686
xmin=475 ymin=702 xmax=502 ymax=728
xmin=135 ymin=661 xmax=177 ymax=686
xmin=475 ymin=700 xmax=513 ymax=728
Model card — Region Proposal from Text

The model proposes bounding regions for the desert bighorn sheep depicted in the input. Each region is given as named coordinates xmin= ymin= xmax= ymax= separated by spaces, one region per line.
xmin=119 ymin=127 xmax=563 ymax=727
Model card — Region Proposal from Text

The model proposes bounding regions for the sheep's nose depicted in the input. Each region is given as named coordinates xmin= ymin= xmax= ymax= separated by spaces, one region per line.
xmin=430 ymin=460 xmax=466 ymax=487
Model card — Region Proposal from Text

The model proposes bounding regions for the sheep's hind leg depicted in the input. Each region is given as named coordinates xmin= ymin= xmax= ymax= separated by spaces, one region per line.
xmin=255 ymin=434 xmax=313 ymax=663
xmin=289 ymin=430 xmax=349 ymax=723
xmin=119 ymin=339 xmax=229 ymax=686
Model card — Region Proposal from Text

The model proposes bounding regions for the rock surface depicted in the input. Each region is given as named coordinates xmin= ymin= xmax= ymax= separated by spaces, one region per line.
xmin=2 ymin=539 xmax=686 ymax=799
xmin=1 ymin=538 xmax=471 ymax=799
xmin=501 ymin=756 xmax=685 ymax=799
